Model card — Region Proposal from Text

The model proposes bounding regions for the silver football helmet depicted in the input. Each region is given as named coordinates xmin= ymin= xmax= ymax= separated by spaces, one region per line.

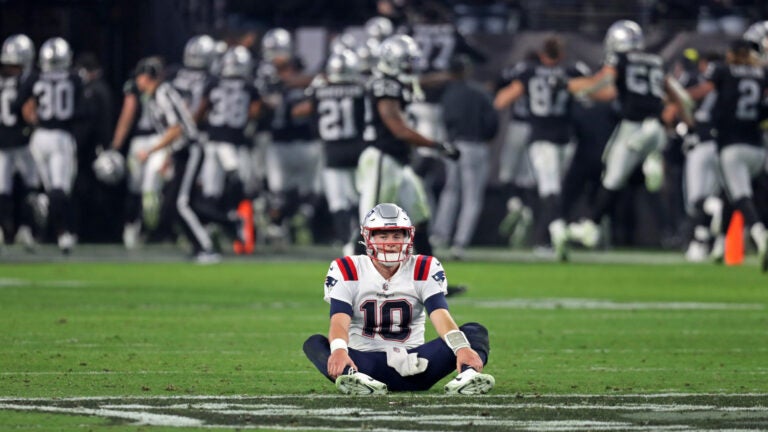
xmin=220 ymin=46 xmax=253 ymax=78
xmin=604 ymin=20 xmax=644 ymax=55
xmin=355 ymin=44 xmax=373 ymax=73
xmin=744 ymin=21 xmax=768 ymax=59
xmin=365 ymin=16 xmax=394 ymax=42
xmin=261 ymin=28 xmax=292 ymax=61
xmin=1 ymin=34 xmax=35 ymax=71
xmin=183 ymin=34 xmax=216 ymax=69
xmin=93 ymin=150 xmax=126 ymax=185
xmin=326 ymin=49 xmax=359 ymax=83
xmin=329 ymin=32 xmax=358 ymax=56
xmin=361 ymin=203 xmax=414 ymax=266
xmin=376 ymin=34 xmax=421 ymax=80
xmin=38 ymin=37 xmax=72 ymax=72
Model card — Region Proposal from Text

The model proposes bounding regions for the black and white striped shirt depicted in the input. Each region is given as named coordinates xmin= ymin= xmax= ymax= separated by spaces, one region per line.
xmin=146 ymin=81 xmax=198 ymax=149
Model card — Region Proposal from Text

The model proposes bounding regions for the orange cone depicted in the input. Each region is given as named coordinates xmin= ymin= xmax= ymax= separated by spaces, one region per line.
xmin=724 ymin=210 xmax=744 ymax=266
xmin=233 ymin=199 xmax=255 ymax=255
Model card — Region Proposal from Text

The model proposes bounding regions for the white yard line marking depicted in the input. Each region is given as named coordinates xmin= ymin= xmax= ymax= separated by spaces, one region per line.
xmin=452 ymin=298 xmax=764 ymax=310
xmin=0 ymin=403 xmax=203 ymax=427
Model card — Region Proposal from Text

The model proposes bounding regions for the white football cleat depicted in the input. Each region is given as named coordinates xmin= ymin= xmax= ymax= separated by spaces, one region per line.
xmin=568 ymin=219 xmax=599 ymax=249
xmin=444 ymin=368 xmax=495 ymax=395
xmin=58 ymin=232 xmax=75 ymax=255
xmin=549 ymin=219 xmax=569 ymax=262
xmin=123 ymin=220 xmax=142 ymax=250
xmin=685 ymin=240 xmax=708 ymax=263
xmin=335 ymin=370 xmax=388 ymax=395
xmin=15 ymin=225 xmax=37 ymax=252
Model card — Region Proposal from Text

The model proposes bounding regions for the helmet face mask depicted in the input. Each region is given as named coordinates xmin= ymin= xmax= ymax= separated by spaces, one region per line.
xmin=39 ymin=37 xmax=72 ymax=72
xmin=184 ymin=35 xmax=216 ymax=69
xmin=262 ymin=28 xmax=292 ymax=62
xmin=604 ymin=20 xmax=644 ymax=55
xmin=326 ymin=50 xmax=359 ymax=82
xmin=220 ymin=46 xmax=253 ymax=78
xmin=1 ymin=34 xmax=35 ymax=72
xmin=361 ymin=203 xmax=414 ymax=266
xmin=376 ymin=35 xmax=421 ymax=81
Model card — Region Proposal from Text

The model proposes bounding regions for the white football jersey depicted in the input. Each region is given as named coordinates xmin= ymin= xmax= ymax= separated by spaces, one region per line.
xmin=324 ymin=254 xmax=448 ymax=351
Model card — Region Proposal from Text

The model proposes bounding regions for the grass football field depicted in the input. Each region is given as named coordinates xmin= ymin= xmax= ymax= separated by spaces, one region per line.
xmin=0 ymin=246 xmax=767 ymax=430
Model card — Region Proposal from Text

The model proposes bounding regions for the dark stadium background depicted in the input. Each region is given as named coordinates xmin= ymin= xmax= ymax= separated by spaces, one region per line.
xmin=1 ymin=0 xmax=766 ymax=247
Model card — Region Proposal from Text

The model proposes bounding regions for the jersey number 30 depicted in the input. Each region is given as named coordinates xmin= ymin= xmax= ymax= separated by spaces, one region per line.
xmin=360 ymin=299 xmax=412 ymax=341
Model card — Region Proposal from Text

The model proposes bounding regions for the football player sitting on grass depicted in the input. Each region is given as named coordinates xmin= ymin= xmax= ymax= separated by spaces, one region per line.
xmin=303 ymin=203 xmax=494 ymax=395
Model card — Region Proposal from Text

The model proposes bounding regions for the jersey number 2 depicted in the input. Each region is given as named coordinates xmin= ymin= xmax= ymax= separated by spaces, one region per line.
xmin=360 ymin=299 xmax=412 ymax=341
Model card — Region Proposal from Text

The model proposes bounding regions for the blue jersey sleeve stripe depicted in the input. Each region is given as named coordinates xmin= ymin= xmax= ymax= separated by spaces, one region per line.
xmin=424 ymin=292 xmax=449 ymax=314
xmin=330 ymin=298 xmax=353 ymax=317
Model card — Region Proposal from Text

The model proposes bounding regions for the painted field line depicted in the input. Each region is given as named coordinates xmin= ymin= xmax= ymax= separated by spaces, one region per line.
xmin=2 ymin=393 xmax=768 ymax=402
xmin=0 ymin=370 xmax=314 ymax=376
xmin=452 ymin=298 xmax=764 ymax=310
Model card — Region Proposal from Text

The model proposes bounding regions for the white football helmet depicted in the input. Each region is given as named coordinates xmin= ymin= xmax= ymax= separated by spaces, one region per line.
xmin=744 ymin=21 xmax=768 ymax=59
xmin=183 ymin=34 xmax=216 ymax=69
xmin=93 ymin=150 xmax=126 ymax=185
xmin=1 ymin=34 xmax=35 ymax=71
xmin=365 ymin=16 xmax=394 ymax=42
xmin=355 ymin=44 xmax=373 ymax=73
xmin=361 ymin=203 xmax=414 ymax=266
xmin=326 ymin=50 xmax=359 ymax=82
xmin=376 ymin=34 xmax=421 ymax=80
xmin=262 ymin=28 xmax=292 ymax=61
xmin=38 ymin=37 xmax=72 ymax=72
xmin=329 ymin=32 xmax=358 ymax=56
xmin=604 ymin=20 xmax=644 ymax=55
xmin=220 ymin=46 xmax=253 ymax=78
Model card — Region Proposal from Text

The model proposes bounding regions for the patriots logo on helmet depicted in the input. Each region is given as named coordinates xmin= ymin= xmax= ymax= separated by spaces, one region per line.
xmin=431 ymin=271 xmax=445 ymax=282
xmin=325 ymin=276 xmax=338 ymax=288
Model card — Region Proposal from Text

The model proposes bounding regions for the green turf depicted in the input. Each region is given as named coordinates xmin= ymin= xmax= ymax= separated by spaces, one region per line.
xmin=0 ymin=260 xmax=766 ymax=429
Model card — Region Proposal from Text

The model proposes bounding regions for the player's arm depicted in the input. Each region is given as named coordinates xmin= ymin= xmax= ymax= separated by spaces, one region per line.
xmin=327 ymin=310 xmax=357 ymax=379
xmin=22 ymin=98 xmax=38 ymax=126
xmin=249 ymin=99 xmax=262 ymax=120
xmin=378 ymin=98 xmax=434 ymax=148
xmin=568 ymin=65 xmax=617 ymax=99
xmin=685 ymin=80 xmax=714 ymax=102
xmin=193 ymin=96 xmax=210 ymax=124
xmin=429 ymin=302 xmax=484 ymax=373
xmin=111 ymin=92 xmax=137 ymax=151
xmin=138 ymin=124 xmax=182 ymax=163
xmin=664 ymin=75 xmax=694 ymax=126
xmin=493 ymin=79 xmax=524 ymax=110
xmin=291 ymin=100 xmax=313 ymax=118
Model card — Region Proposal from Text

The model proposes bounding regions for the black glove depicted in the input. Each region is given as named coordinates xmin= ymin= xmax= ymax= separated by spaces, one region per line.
xmin=437 ymin=141 xmax=461 ymax=161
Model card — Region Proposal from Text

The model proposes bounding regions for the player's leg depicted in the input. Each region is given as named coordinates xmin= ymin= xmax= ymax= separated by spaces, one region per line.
xmin=124 ymin=136 xmax=149 ymax=249
xmin=529 ymin=141 xmax=562 ymax=253
xmin=684 ymin=141 xmax=718 ymax=261
xmin=323 ymin=167 xmax=358 ymax=247
xmin=176 ymin=144 xmax=217 ymax=262
xmin=13 ymin=146 xmax=42 ymax=251
xmin=302 ymin=335 xmax=389 ymax=394
xmin=45 ymin=131 xmax=77 ymax=253
xmin=451 ymin=141 xmax=490 ymax=259
xmin=720 ymin=145 xmax=768 ymax=271
xmin=431 ymin=156 xmax=460 ymax=249
xmin=0 ymin=149 xmax=14 ymax=246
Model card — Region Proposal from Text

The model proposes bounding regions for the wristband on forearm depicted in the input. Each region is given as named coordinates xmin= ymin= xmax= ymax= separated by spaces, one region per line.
xmin=330 ymin=338 xmax=348 ymax=353
xmin=444 ymin=330 xmax=470 ymax=354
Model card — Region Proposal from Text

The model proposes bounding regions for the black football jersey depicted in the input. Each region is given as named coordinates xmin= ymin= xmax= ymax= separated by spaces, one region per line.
xmin=0 ymin=72 xmax=29 ymax=149
xmin=123 ymin=79 xmax=154 ymax=136
xmin=307 ymin=77 xmax=366 ymax=168
xmin=517 ymin=63 xmax=584 ymax=144
xmin=680 ymin=70 xmax=717 ymax=142
xmin=606 ymin=51 xmax=665 ymax=121
xmin=497 ymin=62 xmax=530 ymax=121
xmin=170 ymin=67 xmax=210 ymax=115
xmin=20 ymin=71 xmax=82 ymax=130
xmin=366 ymin=74 xmax=415 ymax=165
xmin=270 ymin=83 xmax=313 ymax=142
xmin=704 ymin=62 xmax=768 ymax=147
xmin=202 ymin=77 xmax=260 ymax=146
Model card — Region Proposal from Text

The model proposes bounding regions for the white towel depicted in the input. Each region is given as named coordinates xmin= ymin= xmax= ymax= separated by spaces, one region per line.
xmin=385 ymin=346 xmax=429 ymax=376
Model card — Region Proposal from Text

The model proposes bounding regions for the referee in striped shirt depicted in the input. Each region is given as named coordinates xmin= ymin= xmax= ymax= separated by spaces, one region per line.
xmin=134 ymin=57 xmax=221 ymax=264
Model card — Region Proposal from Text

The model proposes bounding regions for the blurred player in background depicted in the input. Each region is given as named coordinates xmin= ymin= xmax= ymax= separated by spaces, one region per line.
xmin=688 ymin=39 xmax=768 ymax=273
xmin=196 ymin=46 xmax=261 ymax=253
xmin=430 ymin=55 xmax=498 ymax=260
xmin=567 ymin=20 xmax=693 ymax=251
xmin=21 ymin=37 xmax=83 ymax=254
xmin=494 ymin=36 xmax=588 ymax=260
xmin=293 ymin=49 xmax=366 ymax=254
xmin=303 ymin=203 xmax=494 ymax=395
xmin=0 ymin=34 xmax=39 ymax=252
